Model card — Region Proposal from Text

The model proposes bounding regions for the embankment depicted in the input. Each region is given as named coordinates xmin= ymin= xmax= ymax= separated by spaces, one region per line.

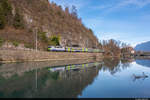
xmin=0 ymin=50 xmax=103 ymax=63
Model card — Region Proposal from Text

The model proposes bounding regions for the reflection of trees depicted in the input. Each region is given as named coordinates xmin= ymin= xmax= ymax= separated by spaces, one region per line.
xmin=102 ymin=58 xmax=133 ymax=75
xmin=0 ymin=63 xmax=103 ymax=98
xmin=102 ymin=58 xmax=120 ymax=75
xmin=39 ymin=66 xmax=102 ymax=98
xmin=103 ymin=58 xmax=120 ymax=68
xmin=0 ymin=58 xmax=135 ymax=98
xmin=121 ymin=58 xmax=134 ymax=64
xmin=121 ymin=59 xmax=134 ymax=70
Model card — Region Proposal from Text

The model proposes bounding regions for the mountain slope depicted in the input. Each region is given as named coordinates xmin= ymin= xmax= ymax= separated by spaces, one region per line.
xmin=135 ymin=41 xmax=150 ymax=52
xmin=0 ymin=0 xmax=101 ymax=50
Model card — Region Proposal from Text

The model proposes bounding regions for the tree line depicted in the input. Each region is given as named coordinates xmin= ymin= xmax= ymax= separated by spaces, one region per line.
xmin=100 ymin=39 xmax=134 ymax=57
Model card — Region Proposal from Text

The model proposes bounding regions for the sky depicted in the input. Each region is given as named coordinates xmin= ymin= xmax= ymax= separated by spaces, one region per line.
xmin=49 ymin=0 xmax=150 ymax=47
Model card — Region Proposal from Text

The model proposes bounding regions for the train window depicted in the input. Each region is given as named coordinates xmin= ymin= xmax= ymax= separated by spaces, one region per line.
xmin=48 ymin=46 xmax=55 ymax=48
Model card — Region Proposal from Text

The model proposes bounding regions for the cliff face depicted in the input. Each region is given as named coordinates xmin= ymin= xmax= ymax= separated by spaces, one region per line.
xmin=0 ymin=0 xmax=100 ymax=50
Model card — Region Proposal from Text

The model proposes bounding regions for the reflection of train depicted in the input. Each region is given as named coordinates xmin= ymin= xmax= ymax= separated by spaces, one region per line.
xmin=48 ymin=62 xmax=104 ymax=72
xmin=48 ymin=46 xmax=104 ymax=53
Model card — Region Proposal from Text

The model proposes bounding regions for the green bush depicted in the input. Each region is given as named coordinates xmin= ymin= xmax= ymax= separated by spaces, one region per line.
xmin=12 ymin=41 xmax=19 ymax=47
xmin=48 ymin=35 xmax=60 ymax=46
xmin=0 ymin=37 xmax=4 ymax=47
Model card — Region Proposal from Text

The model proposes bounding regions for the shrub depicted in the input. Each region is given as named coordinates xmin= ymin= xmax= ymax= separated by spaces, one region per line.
xmin=48 ymin=35 xmax=60 ymax=46
xmin=12 ymin=41 xmax=19 ymax=47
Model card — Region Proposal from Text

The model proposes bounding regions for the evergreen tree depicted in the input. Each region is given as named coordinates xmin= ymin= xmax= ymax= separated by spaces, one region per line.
xmin=0 ymin=6 xmax=5 ymax=29
xmin=0 ymin=0 xmax=12 ymax=29
xmin=13 ymin=11 xmax=24 ymax=29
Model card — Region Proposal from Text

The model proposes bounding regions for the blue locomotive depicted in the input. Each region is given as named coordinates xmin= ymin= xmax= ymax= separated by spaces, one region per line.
xmin=48 ymin=46 xmax=104 ymax=53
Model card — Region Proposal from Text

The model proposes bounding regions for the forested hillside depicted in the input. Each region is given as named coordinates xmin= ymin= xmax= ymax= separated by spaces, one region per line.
xmin=0 ymin=0 xmax=100 ymax=50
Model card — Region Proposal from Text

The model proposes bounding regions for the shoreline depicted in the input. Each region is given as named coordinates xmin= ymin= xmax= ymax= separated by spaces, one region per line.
xmin=0 ymin=50 xmax=104 ymax=63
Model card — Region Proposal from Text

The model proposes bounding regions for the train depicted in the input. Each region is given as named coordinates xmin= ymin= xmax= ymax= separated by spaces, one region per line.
xmin=48 ymin=62 xmax=104 ymax=72
xmin=47 ymin=46 xmax=104 ymax=53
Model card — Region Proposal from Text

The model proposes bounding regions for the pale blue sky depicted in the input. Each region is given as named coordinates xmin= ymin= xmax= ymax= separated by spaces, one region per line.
xmin=49 ymin=0 xmax=150 ymax=47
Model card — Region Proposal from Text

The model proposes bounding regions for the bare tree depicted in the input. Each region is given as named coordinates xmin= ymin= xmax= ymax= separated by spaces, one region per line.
xmin=71 ymin=5 xmax=77 ymax=18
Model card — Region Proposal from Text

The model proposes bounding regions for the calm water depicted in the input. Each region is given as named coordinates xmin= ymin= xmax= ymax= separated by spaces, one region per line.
xmin=0 ymin=58 xmax=150 ymax=98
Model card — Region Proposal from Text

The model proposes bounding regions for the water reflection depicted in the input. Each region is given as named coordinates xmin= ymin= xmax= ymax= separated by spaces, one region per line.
xmin=0 ymin=61 xmax=104 ymax=98
xmin=136 ymin=59 xmax=150 ymax=68
xmin=102 ymin=58 xmax=134 ymax=75
xmin=0 ymin=58 xmax=150 ymax=98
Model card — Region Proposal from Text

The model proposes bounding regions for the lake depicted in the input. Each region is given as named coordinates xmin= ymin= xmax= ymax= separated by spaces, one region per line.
xmin=0 ymin=58 xmax=150 ymax=98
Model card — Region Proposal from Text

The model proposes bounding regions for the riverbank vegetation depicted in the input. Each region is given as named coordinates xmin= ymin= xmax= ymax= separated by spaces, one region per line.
xmin=101 ymin=39 xmax=134 ymax=58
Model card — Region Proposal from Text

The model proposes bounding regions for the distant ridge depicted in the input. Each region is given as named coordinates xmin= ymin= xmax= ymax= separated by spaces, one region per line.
xmin=135 ymin=41 xmax=150 ymax=52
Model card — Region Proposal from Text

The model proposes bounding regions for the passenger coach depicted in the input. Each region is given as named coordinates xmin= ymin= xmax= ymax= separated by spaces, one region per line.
xmin=48 ymin=46 xmax=104 ymax=53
